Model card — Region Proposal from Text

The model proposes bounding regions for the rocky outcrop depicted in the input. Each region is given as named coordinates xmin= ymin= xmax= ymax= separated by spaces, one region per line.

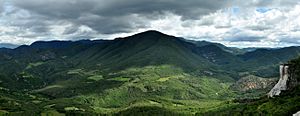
xmin=268 ymin=64 xmax=298 ymax=97
xmin=232 ymin=75 xmax=276 ymax=92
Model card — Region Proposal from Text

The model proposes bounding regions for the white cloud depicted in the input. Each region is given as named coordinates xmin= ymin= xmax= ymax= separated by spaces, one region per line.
xmin=137 ymin=3 xmax=300 ymax=48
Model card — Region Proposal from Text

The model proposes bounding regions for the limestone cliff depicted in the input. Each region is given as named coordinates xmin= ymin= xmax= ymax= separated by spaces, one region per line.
xmin=294 ymin=111 xmax=300 ymax=116
xmin=268 ymin=64 xmax=298 ymax=97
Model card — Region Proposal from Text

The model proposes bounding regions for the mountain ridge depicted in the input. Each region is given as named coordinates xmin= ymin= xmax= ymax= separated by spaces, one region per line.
xmin=0 ymin=43 xmax=19 ymax=49
xmin=1 ymin=30 xmax=300 ymax=75
xmin=1 ymin=30 xmax=300 ymax=115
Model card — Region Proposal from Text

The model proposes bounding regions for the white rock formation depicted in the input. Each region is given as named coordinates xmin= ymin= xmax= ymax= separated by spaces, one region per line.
xmin=293 ymin=111 xmax=300 ymax=116
xmin=268 ymin=64 xmax=290 ymax=97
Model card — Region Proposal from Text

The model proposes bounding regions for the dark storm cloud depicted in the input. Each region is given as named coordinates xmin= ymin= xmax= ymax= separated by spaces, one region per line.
xmin=1 ymin=0 xmax=300 ymax=47
xmin=74 ymin=13 xmax=149 ymax=34
xmin=10 ymin=0 xmax=229 ymax=34
xmin=12 ymin=0 xmax=229 ymax=19
xmin=7 ymin=14 xmax=53 ymax=34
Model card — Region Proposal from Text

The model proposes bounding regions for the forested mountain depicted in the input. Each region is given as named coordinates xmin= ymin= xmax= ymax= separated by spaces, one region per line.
xmin=0 ymin=30 xmax=299 ymax=115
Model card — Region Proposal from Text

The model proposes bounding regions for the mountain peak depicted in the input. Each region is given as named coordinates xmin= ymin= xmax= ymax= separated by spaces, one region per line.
xmin=139 ymin=30 xmax=166 ymax=35
xmin=115 ymin=30 xmax=176 ymax=43
xmin=129 ymin=30 xmax=173 ymax=39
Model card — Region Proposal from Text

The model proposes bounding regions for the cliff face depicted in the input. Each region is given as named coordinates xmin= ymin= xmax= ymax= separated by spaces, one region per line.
xmin=232 ymin=75 xmax=276 ymax=92
xmin=268 ymin=64 xmax=298 ymax=97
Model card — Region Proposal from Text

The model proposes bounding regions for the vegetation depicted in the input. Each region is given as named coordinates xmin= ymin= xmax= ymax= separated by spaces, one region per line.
xmin=197 ymin=85 xmax=300 ymax=116
xmin=0 ymin=31 xmax=299 ymax=115
xmin=197 ymin=56 xmax=300 ymax=116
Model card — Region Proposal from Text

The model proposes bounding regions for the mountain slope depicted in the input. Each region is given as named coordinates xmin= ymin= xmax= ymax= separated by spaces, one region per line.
xmin=0 ymin=30 xmax=300 ymax=115
xmin=198 ymin=56 xmax=300 ymax=116
xmin=188 ymin=40 xmax=246 ymax=55
xmin=0 ymin=31 xmax=237 ymax=115
xmin=237 ymin=47 xmax=300 ymax=77
xmin=71 ymin=31 xmax=216 ymax=72
xmin=0 ymin=30 xmax=299 ymax=91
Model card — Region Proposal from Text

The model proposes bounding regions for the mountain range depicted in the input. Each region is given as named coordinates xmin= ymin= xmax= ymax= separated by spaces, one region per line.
xmin=0 ymin=43 xmax=19 ymax=49
xmin=0 ymin=30 xmax=300 ymax=115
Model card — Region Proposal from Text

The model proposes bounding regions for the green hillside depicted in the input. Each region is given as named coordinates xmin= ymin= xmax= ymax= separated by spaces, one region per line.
xmin=197 ymin=57 xmax=300 ymax=116
xmin=0 ymin=30 xmax=300 ymax=115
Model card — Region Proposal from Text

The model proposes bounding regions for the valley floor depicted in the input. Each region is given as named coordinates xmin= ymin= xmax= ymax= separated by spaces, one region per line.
xmin=0 ymin=65 xmax=275 ymax=115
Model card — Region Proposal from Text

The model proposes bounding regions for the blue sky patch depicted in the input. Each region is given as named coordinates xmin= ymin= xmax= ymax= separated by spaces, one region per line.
xmin=256 ymin=7 xmax=271 ymax=13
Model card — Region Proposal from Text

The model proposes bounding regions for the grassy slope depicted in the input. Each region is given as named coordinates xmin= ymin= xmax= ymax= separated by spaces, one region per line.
xmin=37 ymin=65 xmax=235 ymax=114
xmin=0 ymin=65 xmax=237 ymax=115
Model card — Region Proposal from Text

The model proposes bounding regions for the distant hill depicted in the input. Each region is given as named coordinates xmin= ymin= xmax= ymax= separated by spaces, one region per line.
xmin=186 ymin=40 xmax=246 ymax=55
xmin=0 ymin=43 xmax=19 ymax=49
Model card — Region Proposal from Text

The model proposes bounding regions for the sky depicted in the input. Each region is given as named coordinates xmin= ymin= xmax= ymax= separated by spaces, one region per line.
xmin=0 ymin=0 xmax=300 ymax=48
